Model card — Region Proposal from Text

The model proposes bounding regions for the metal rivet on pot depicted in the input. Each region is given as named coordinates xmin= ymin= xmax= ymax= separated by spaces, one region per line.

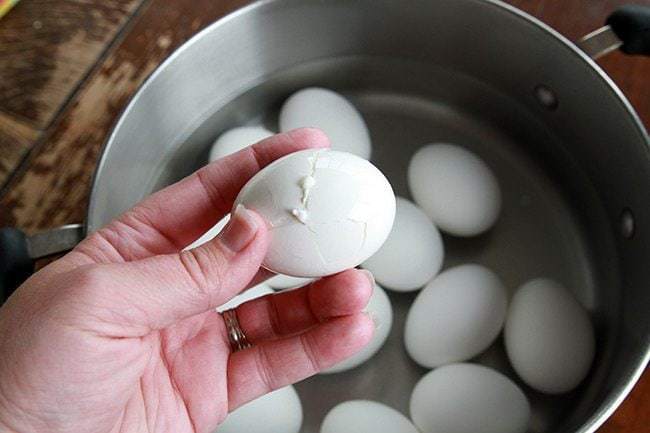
xmin=534 ymin=85 xmax=558 ymax=110
xmin=620 ymin=208 xmax=635 ymax=239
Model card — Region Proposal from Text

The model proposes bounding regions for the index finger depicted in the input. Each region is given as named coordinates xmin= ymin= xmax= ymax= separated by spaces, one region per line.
xmin=77 ymin=128 xmax=329 ymax=263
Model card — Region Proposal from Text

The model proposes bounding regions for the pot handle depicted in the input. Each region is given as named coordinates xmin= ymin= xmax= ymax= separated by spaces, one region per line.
xmin=0 ymin=224 xmax=84 ymax=303
xmin=579 ymin=4 xmax=650 ymax=59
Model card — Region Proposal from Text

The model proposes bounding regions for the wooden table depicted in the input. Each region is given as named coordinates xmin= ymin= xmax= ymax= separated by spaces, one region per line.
xmin=0 ymin=0 xmax=648 ymax=430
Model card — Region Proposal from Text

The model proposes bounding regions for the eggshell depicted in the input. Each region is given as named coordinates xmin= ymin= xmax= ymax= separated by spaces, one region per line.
xmin=234 ymin=149 xmax=396 ymax=277
xmin=504 ymin=278 xmax=595 ymax=394
xmin=408 ymin=143 xmax=501 ymax=236
xmin=410 ymin=364 xmax=530 ymax=433
xmin=268 ymin=274 xmax=314 ymax=290
xmin=279 ymin=88 xmax=372 ymax=159
xmin=216 ymin=283 xmax=273 ymax=313
xmin=216 ymin=386 xmax=302 ymax=433
xmin=405 ymin=264 xmax=507 ymax=368
xmin=362 ymin=197 xmax=443 ymax=292
xmin=321 ymin=400 xmax=418 ymax=433
xmin=322 ymin=284 xmax=393 ymax=373
xmin=209 ymin=126 xmax=273 ymax=162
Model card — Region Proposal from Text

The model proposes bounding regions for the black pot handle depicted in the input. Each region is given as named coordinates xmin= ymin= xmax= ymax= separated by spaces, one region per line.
xmin=607 ymin=4 xmax=650 ymax=56
xmin=0 ymin=224 xmax=84 ymax=304
xmin=0 ymin=228 xmax=33 ymax=302
xmin=579 ymin=4 xmax=650 ymax=59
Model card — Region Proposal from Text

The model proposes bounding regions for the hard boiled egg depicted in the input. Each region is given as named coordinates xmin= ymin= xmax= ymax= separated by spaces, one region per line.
xmin=279 ymin=87 xmax=372 ymax=159
xmin=362 ymin=197 xmax=443 ymax=292
xmin=405 ymin=264 xmax=507 ymax=368
xmin=268 ymin=274 xmax=314 ymax=290
xmin=321 ymin=400 xmax=418 ymax=433
xmin=504 ymin=278 xmax=595 ymax=394
xmin=209 ymin=126 xmax=273 ymax=162
xmin=322 ymin=284 xmax=393 ymax=374
xmin=234 ymin=149 xmax=395 ymax=277
xmin=408 ymin=143 xmax=501 ymax=236
xmin=410 ymin=364 xmax=530 ymax=433
xmin=216 ymin=386 xmax=302 ymax=433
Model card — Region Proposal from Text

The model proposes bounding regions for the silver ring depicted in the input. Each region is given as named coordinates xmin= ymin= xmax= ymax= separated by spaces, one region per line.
xmin=222 ymin=309 xmax=252 ymax=352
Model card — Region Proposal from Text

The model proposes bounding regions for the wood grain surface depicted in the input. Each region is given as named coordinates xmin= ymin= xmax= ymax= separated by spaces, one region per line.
xmin=0 ymin=0 xmax=144 ymax=183
xmin=0 ymin=0 xmax=647 ymax=431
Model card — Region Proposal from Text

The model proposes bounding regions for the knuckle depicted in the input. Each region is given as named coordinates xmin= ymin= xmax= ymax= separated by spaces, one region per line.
xmin=178 ymin=247 xmax=227 ymax=303
xmin=255 ymin=346 xmax=281 ymax=392
xmin=299 ymin=332 xmax=323 ymax=373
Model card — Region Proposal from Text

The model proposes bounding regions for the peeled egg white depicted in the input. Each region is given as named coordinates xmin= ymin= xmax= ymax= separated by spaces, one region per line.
xmin=322 ymin=284 xmax=393 ymax=374
xmin=410 ymin=364 xmax=530 ymax=433
xmin=405 ymin=264 xmax=507 ymax=368
xmin=362 ymin=197 xmax=443 ymax=292
xmin=216 ymin=283 xmax=273 ymax=313
xmin=408 ymin=143 xmax=501 ymax=236
xmin=504 ymin=278 xmax=595 ymax=394
xmin=279 ymin=88 xmax=372 ymax=159
xmin=321 ymin=400 xmax=418 ymax=433
xmin=209 ymin=126 xmax=274 ymax=162
xmin=234 ymin=149 xmax=396 ymax=277
xmin=216 ymin=386 xmax=302 ymax=433
xmin=268 ymin=274 xmax=314 ymax=290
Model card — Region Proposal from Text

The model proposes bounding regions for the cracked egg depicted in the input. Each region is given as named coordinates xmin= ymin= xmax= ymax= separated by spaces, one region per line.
xmin=234 ymin=149 xmax=396 ymax=277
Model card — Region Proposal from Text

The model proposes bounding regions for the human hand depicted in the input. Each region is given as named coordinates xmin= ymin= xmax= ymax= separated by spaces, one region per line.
xmin=0 ymin=129 xmax=374 ymax=433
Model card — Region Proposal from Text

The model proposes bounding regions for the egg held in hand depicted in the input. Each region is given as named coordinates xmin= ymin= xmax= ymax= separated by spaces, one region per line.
xmin=234 ymin=149 xmax=396 ymax=277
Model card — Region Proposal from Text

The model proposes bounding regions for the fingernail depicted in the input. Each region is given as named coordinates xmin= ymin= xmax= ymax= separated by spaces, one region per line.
xmin=220 ymin=204 xmax=259 ymax=252
xmin=359 ymin=269 xmax=375 ymax=287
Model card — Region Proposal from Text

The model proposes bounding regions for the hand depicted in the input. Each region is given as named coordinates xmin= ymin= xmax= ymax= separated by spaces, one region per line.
xmin=0 ymin=129 xmax=374 ymax=433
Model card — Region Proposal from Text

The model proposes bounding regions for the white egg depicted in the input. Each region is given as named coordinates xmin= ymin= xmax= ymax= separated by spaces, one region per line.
xmin=322 ymin=284 xmax=393 ymax=374
xmin=216 ymin=386 xmax=302 ymax=433
xmin=209 ymin=126 xmax=274 ymax=162
xmin=234 ymin=149 xmax=396 ymax=277
xmin=216 ymin=284 xmax=273 ymax=313
xmin=408 ymin=143 xmax=501 ymax=236
xmin=504 ymin=278 xmax=595 ymax=394
xmin=268 ymin=274 xmax=314 ymax=290
xmin=362 ymin=197 xmax=443 ymax=292
xmin=279 ymin=88 xmax=372 ymax=159
xmin=410 ymin=364 xmax=530 ymax=433
xmin=321 ymin=400 xmax=418 ymax=433
xmin=405 ymin=264 xmax=507 ymax=368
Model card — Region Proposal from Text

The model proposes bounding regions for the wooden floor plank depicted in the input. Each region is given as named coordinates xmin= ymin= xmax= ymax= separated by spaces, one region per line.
xmin=0 ymin=0 xmax=144 ymax=129
xmin=0 ymin=112 xmax=39 ymax=186
xmin=0 ymin=0 xmax=249 ymax=232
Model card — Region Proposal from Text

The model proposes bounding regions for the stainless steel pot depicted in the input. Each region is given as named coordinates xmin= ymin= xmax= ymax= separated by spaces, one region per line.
xmin=1 ymin=1 xmax=649 ymax=432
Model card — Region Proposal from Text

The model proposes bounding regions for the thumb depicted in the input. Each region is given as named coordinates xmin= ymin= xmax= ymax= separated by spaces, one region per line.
xmin=83 ymin=205 xmax=270 ymax=332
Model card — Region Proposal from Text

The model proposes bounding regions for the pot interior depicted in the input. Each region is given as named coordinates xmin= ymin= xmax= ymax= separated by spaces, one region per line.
xmin=91 ymin=1 xmax=650 ymax=432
